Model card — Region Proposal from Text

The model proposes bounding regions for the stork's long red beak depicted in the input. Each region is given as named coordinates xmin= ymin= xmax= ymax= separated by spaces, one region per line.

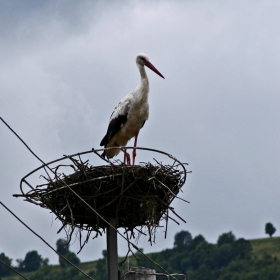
xmin=145 ymin=61 xmax=165 ymax=79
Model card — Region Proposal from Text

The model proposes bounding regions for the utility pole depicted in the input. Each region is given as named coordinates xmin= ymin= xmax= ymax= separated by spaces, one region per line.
xmin=106 ymin=218 xmax=118 ymax=280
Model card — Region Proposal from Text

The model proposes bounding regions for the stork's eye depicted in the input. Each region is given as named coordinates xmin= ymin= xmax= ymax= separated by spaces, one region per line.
xmin=140 ymin=57 xmax=145 ymax=61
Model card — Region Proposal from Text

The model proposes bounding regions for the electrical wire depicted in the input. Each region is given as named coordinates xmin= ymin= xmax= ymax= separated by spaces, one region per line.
xmin=0 ymin=259 xmax=29 ymax=280
xmin=0 ymin=201 xmax=94 ymax=280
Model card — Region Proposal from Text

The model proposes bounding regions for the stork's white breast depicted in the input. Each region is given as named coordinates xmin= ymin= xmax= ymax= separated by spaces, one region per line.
xmin=121 ymin=101 xmax=149 ymax=140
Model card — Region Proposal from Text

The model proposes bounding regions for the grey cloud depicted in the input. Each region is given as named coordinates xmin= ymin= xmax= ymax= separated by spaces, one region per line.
xmin=1 ymin=0 xmax=279 ymax=264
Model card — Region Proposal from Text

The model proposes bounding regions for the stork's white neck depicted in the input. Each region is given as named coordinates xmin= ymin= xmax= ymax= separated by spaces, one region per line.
xmin=139 ymin=64 xmax=147 ymax=79
xmin=138 ymin=65 xmax=149 ymax=92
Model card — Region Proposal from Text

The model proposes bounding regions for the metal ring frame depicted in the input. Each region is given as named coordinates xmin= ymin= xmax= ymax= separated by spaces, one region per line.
xmin=19 ymin=146 xmax=189 ymax=195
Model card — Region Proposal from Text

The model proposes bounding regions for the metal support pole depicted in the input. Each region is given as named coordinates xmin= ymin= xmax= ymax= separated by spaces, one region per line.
xmin=107 ymin=218 xmax=118 ymax=280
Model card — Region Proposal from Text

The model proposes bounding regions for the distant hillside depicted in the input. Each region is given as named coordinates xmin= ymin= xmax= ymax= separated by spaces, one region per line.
xmin=2 ymin=235 xmax=280 ymax=280
xmin=250 ymin=236 xmax=280 ymax=259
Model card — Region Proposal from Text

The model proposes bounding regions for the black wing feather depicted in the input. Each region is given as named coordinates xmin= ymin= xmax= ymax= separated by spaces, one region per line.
xmin=100 ymin=112 xmax=128 ymax=146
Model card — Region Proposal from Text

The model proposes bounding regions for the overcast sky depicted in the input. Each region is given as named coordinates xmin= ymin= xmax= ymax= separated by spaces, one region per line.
xmin=1 ymin=0 xmax=280 ymax=267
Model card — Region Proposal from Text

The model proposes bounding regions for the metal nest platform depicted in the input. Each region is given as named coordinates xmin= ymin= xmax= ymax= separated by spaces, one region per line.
xmin=14 ymin=147 xmax=190 ymax=251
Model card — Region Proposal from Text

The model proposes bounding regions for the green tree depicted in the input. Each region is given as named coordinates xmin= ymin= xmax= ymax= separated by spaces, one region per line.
xmin=92 ymin=258 xmax=107 ymax=280
xmin=265 ymin=222 xmax=276 ymax=237
xmin=173 ymin=230 xmax=192 ymax=249
xmin=59 ymin=251 xmax=80 ymax=268
xmin=136 ymin=248 xmax=151 ymax=267
xmin=17 ymin=250 xmax=48 ymax=272
xmin=102 ymin=249 xmax=107 ymax=258
xmin=233 ymin=238 xmax=252 ymax=259
xmin=215 ymin=243 xmax=235 ymax=267
xmin=189 ymin=241 xmax=215 ymax=270
xmin=64 ymin=266 xmax=79 ymax=278
xmin=189 ymin=234 xmax=206 ymax=251
xmin=0 ymin=252 xmax=12 ymax=277
xmin=217 ymin=231 xmax=236 ymax=247
xmin=56 ymin=238 xmax=70 ymax=256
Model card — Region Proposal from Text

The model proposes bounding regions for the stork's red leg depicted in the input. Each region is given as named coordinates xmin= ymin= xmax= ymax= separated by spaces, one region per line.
xmin=113 ymin=141 xmax=131 ymax=165
xmin=132 ymin=133 xmax=138 ymax=165
xmin=120 ymin=147 xmax=131 ymax=165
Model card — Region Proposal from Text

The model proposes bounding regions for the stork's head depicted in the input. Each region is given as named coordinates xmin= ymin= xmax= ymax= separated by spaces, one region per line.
xmin=136 ymin=53 xmax=165 ymax=79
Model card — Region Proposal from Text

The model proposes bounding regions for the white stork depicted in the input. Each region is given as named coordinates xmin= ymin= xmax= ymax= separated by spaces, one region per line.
xmin=100 ymin=53 xmax=164 ymax=165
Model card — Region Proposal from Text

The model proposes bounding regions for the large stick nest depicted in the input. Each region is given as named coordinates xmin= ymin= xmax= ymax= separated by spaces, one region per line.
xmin=14 ymin=148 xmax=189 ymax=251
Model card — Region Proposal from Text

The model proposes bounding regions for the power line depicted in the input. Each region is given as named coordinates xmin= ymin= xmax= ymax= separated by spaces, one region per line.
xmin=0 ymin=259 xmax=29 ymax=280
xmin=0 ymin=117 xmax=45 ymax=165
xmin=0 ymin=201 xmax=94 ymax=280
